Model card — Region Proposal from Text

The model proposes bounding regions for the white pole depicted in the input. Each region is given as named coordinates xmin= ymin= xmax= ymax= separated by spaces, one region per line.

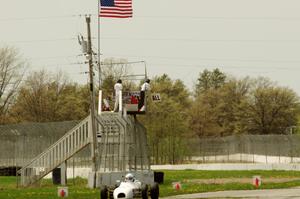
xmin=119 ymin=90 xmax=122 ymax=112
xmin=98 ymin=90 xmax=102 ymax=115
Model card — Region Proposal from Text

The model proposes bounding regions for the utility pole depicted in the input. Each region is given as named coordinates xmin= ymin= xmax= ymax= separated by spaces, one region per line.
xmin=86 ymin=15 xmax=97 ymax=188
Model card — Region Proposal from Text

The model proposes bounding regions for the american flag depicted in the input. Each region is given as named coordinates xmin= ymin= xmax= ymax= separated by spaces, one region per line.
xmin=100 ymin=0 xmax=133 ymax=18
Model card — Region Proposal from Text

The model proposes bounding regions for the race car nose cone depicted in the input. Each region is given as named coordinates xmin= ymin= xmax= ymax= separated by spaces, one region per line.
xmin=117 ymin=193 xmax=126 ymax=198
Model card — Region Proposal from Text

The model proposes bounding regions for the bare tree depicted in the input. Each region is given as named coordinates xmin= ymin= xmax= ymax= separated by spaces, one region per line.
xmin=10 ymin=70 xmax=90 ymax=122
xmin=101 ymin=58 xmax=132 ymax=80
xmin=0 ymin=46 xmax=26 ymax=123
xmin=11 ymin=70 xmax=71 ymax=122
xmin=100 ymin=58 xmax=136 ymax=97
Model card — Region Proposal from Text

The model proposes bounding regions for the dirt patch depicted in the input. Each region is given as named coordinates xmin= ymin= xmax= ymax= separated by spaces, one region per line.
xmin=184 ymin=177 xmax=300 ymax=184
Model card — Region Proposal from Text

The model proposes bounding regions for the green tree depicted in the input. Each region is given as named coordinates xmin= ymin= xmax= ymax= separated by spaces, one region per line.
xmin=191 ymin=68 xmax=229 ymax=137
xmin=245 ymin=78 xmax=299 ymax=134
xmin=216 ymin=77 xmax=251 ymax=135
xmin=191 ymin=73 xmax=299 ymax=136
xmin=195 ymin=68 xmax=226 ymax=96
xmin=140 ymin=74 xmax=191 ymax=164
xmin=190 ymin=89 xmax=224 ymax=137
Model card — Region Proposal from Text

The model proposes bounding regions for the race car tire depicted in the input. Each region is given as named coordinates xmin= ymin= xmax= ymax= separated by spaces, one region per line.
xmin=108 ymin=189 xmax=114 ymax=199
xmin=141 ymin=184 xmax=148 ymax=199
xmin=150 ymin=182 xmax=159 ymax=199
xmin=100 ymin=185 xmax=108 ymax=199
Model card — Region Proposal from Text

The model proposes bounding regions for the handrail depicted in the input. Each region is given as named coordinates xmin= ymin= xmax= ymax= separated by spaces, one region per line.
xmin=18 ymin=116 xmax=90 ymax=174
xmin=19 ymin=116 xmax=92 ymax=186
xmin=18 ymin=112 xmax=149 ymax=187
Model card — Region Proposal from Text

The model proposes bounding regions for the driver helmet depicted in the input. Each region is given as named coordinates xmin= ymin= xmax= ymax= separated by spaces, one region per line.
xmin=125 ymin=173 xmax=135 ymax=182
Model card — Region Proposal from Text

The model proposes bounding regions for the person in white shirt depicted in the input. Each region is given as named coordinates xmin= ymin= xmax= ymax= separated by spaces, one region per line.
xmin=113 ymin=79 xmax=123 ymax=112
xmin=138 ymin=79 xmax=150 ymax=110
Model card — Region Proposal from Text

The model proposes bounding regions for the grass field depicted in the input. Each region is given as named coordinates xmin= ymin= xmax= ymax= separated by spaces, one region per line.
xmin=158 ymin=170 xmax=300 ymax=197
xmin=1 ymin=170 xmax=300 ymax=198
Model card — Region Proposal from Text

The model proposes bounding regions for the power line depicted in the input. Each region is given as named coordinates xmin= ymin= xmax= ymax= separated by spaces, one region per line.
xmin=150 ymin=63 xmax=300 ymax=71
xmin=89 ymin=13 xmax=300 ymax=21
xmin=0 ymin=14 xmax=84 ymax=22
xmin=29 ymin=62 xmax=84 ymax=68
xmin=2 ymin=14 xmax=300 ymax=22
xmin=100 ymin=61 xmax=145 ymax=65
xmin=24 ymin=52 xmax=300 ymax=69
xmin=28 ymin=55 xmax=80 ymax=60
xmin=5 ymin=35 xmax=300 ymax=45
xmin=6 ymin=38 xmax=77 ymax=44
xmin=135 ymin=16 xmax=300 ymax=21
xmin=99 ymin=37 xmax=300 ymax=43
xmin=4 ymin=36 xmax=97 ymax=44
xmin=102 ymin=53 xmax=300 ymax=64
xmin=5 ymin=36 xmax=300 ymax=45
xmin=28 ymin=58 xmax=300 ymax=72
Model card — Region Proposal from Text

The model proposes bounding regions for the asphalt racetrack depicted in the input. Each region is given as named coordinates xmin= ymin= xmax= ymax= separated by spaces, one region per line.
xmin=162 ymin=188 xmax=300 ymax=198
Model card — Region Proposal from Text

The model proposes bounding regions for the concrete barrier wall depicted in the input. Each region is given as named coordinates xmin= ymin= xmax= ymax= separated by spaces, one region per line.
xmin=43 ymin=162 xmax=300 ymax=179
xmin=151 ymin=163 xmax=300 ymax=171
xmin=188 ymin=153 xmax=300 ymax=164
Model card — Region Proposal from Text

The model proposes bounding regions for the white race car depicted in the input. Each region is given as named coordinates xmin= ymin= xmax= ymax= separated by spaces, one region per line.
xmin=100 ymin=173 xmax=159 ymax=199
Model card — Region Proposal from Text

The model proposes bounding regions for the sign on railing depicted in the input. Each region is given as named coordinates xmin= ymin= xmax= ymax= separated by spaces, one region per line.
xmin=151 ymin=93 xmax=161 ymax=102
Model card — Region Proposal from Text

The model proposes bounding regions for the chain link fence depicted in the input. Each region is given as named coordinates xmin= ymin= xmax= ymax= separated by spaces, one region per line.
xmin=178 ymin=135 xmax=300 ymax=164
xmin=147 ymin=135 xmax=300 ymax=164
xmin=0 ymin=121 xmax=94 ymax=170
xmin=2 ymin=121 xmax=300 ymax=172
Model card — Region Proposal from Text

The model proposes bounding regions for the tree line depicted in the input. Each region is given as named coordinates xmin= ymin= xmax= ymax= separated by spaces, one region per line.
xmin=1 ymin=46 xmax=299 ymax=163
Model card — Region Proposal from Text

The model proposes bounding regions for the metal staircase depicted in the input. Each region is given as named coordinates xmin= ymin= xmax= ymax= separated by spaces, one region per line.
xmin=96 ymin=113 xmax=151 ymax=172
xmin=96 ymin=112 xmax=126 ymax=172
xmin=18 ymin=112 xmax=151 ymax=187
xmin=18 ymin=116 xmax=92 ymax=187
xmin=95 ymin=112 xmax=152 ymax=186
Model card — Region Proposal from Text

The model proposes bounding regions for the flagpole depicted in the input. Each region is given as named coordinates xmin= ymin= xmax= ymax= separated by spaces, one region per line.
xmin=98 ymin=0 xmax=102 ymax=89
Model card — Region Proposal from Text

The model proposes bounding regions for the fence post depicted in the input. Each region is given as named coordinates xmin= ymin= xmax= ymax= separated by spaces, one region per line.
xmin=250 ymin=137 xmax=254 ymax=163
xmin=290 ymin=136 xmax=294 ymax=163
xmin=264 ymin=137 xmax=268 ymax=164
xmin=239 ymin=136 xmax=242 ymax=163
xmin=278 ymin=136 xmax=281 ymax=164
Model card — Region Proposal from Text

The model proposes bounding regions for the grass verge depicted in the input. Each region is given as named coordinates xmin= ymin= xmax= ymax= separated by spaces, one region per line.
xmin=1 ymin=170 xmax=300 ymax=198
xmin=159 ymin=170 xmax=300 ymax=197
